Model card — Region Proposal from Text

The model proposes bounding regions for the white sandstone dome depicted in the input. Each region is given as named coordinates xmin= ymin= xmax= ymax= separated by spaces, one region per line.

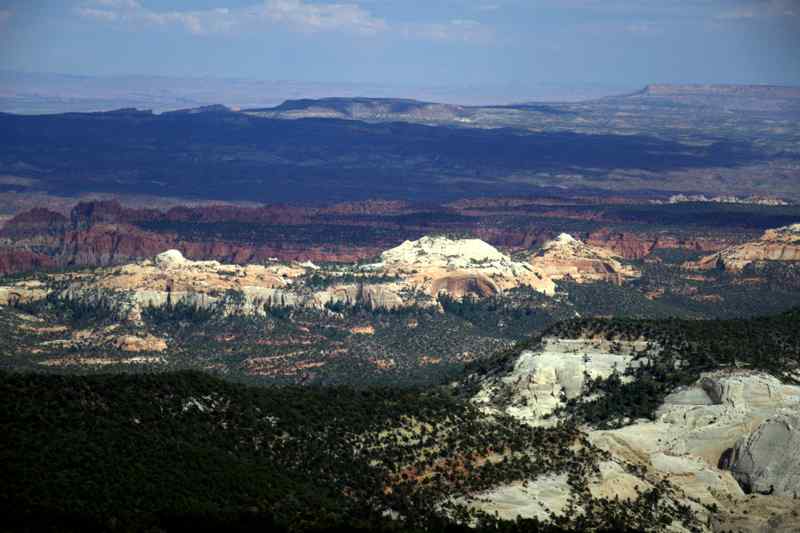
xmin=155 ymin=249 xmax=187 ymax=268
xmin=380 ymin=236 xmax=508 ymax=268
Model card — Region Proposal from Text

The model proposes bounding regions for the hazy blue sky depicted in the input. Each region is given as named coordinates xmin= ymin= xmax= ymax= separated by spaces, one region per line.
xmin=0 ymin=0 xmax=798 ymax=87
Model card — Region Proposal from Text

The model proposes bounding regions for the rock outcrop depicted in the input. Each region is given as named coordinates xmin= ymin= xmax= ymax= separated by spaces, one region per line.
xmin=378 ymin=235 xmax=557 ymax=296
xmin=1 ymin=199 xmax=743 ymax=276
xmin=381 ymin=236 xmax=508 ymax=267
xmin=0 ymin=248 xmax=56 ymax=276
xmin=729 ymin=413 xmax=800 ymax=497
xmin=0 ymin=207 xmax=68 ymax=242
xmin=687 ymin=224 xmax=800 ymax=271
xmin=0 ymin=233 xmax=651 ymax=318
xmin=473 ymin=337 xmax=649 ymax=425
xmin=529 ymin=233 xmax=639 ymax=285
xmin=469 ymin=339 xmax=800 ymax=530
xmin=586 ymin=228 xmax=732 ymax=260
xmin=0 ymin=201 xmax=385 ymax=274
xmin=1 ymin=236 xmax=564 ymax=319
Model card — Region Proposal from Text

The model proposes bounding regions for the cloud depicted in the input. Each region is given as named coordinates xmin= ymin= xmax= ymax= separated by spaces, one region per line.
xmin=625 ymin=22 xmax=661 ymax=34
xmin=75 ymin=0 xmax=388 ymax=36
xmin=574 ymin=19 xmax=663 ymax=36
xmin=717 ymin=0 xmax=797 ymax=20
xmin=76 ymin=7 xmax=120 ymax=22
xmin=92 ymin=0 xmax=141 ymax=7
xmin=74 ymin=0 xmax=500 ymax=42
xmin=402 ymin=19 xmax=495 ymax=43
xmin=263 ymin=0 xmax=387 ymax=35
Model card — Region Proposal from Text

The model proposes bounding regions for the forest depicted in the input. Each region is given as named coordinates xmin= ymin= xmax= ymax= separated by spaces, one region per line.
xmin=1 ymin=369 xmax=704 ymax=532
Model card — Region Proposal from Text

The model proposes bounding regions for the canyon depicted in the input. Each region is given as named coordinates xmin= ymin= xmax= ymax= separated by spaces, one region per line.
xmin=0 ymin=198 xmax=751 ymax=276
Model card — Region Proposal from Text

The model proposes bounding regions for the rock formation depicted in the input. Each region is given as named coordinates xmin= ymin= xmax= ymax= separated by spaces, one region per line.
xmin=0 ymin=235 xmax=561 ymax=319
xmin=586 ymin=228 xmax=731 ymax=260
xmin=0 ymin=201 xmax=385 ymax=274
xmin=0 ymin=199 xmax=742 ymax=276
xmin=687 ymin=223 xmax=800 ymax=271
xmin=529 ymin=233 xmax=639 ymax=285
xmin=0 ymin=233 xmax=651 ymax=316
xmin=377 ymin=235 xmax=557 ymax=296
xmin=0 ymin=248 xmax=56 ymax=275
xmin=381 ymin=236 xmax=509 ymax=267
xmin=729 ymin=413 xmax=800 ymax=497
xmin=468 ymin=335 xmax=800 ymax=531
xmin=473 ymin=336 xmax=649 ymax=425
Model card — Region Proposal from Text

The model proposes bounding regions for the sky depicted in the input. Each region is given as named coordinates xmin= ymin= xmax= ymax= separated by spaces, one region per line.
xmin=0 ymin=0 xmax=798 ymax=89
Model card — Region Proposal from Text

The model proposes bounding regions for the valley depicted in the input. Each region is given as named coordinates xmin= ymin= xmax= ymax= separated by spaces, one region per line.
xmin=1 ymin=195 xmax=799 ymax=388
xmin=3 ymin=83 xmax=800 ymax=532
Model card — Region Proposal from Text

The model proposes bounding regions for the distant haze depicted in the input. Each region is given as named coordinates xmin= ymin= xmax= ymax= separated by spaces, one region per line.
xmin=0 ymin=70 xmax=637 ymax=114
xmin=0 ymin=0 xmax=798 ymax=111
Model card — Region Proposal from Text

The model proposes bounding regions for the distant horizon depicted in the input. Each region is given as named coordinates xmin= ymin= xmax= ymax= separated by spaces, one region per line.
xmin=4 ymin=68 xmax=800 ymax=116
xmin=6 ymin=67 xmax=800 ymax=89
xmin=1 ymin=1 xmax=797 ymax=90
xmin=0 ymin=68 xmax=640 ymax=114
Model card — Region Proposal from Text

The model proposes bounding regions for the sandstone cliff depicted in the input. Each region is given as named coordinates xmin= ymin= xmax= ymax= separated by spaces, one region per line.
xmin=0 ymin=201 xmax=384 ymax=274
xmin=687 ymin=223 xmax=800 ymax=271
xmin=0 ymin=236 xmax=562 ymax=318
xmin=530 ymin=233 xmax=639 ymax=285
xmin=0 ymin=199 xmax=741 ymax=276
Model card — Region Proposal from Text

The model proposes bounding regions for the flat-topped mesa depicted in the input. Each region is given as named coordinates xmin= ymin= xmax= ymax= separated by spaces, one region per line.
xmin=530 ymin=233 xmax=639 ymax=284
xmin=687 ymin=223 xmax=800 ymax=271
xmin=636 ymin=84 xmax=800 ymax=99
xmin=242 ymin=97 xmax=470 ymax=123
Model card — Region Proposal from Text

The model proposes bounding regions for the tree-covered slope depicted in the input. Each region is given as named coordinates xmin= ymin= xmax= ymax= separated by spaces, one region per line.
xmin=2 ymin=369 xmax=703 ymax=532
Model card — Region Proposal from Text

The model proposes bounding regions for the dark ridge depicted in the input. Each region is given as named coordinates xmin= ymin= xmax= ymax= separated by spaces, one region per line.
xmin=482 ymin=103 xmax=573 ymax=115
xmin=0 ymin=111 xmax=763 ymax=202
xmin=162 ymin=104 xmax=233 ymax=115
xmin=244 ymin=97 xmax=440 ymax=114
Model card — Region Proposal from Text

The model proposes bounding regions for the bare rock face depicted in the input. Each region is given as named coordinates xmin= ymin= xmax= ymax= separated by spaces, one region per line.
xmin=379 ymin=235 xmax=557 ymax=296
xmin=529 ymin=233 xmax=639 ymax=285
xmin=0 ymin=207 xmax=68 ymax=242
xmin=687 ymin=223 xmax=800 ymax=271
xmin=243 ymin=97 xmax=471 ymax=123
xmin=585 ymin=229 xmax=655 ymax=260
xmin=586 ymin=228 xmax=732 ymax=261
xmin=472 ymin=337 xmax=649 ymax=426
xmin=3 ymin=236 xmax=543 ymax=318
xmin=0 ymin=280 xmax=49 ymax=305
xmin=729 ymin=413 xmax=800 ymax=497
xmin=381 ymin=235 xmax=508 ymax=267
xmin=0 ymin=234 xmax=647 ymax=317
xmin=154 ymin=249 xmax=188 ymax=268
xmin=469 ymin=341 xmax=800 ymax=529
xmin=0 ymin=247 xmax=56 ymax=276
xmin=314 ymin=283 xmax=407 ymax=310
xmin=113 ymin=334 xmax=168 ymax=353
